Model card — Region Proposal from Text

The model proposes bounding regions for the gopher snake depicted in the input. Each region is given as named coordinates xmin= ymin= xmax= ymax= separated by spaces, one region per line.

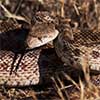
xmin=0 ymin=12 xmax=59 ymax=86
xmin=0 ymin=11 xmax=100 ymax=87
xmin=0 ymin=49 xmax=41 ymax=86
xmin=54 ymin=28 xmax=100 ymax=72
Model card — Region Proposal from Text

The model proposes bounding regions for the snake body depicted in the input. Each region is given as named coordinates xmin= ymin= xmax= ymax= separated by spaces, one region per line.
xmin=54 ymin=29 xmax=100 ymax=72
xmin=0 ymin=12 xmax=59 ymax=86
xmin=0 ymin=49 xmax=41 ymax=86
xmin=0 ymin=11 xmax=100 ymax=87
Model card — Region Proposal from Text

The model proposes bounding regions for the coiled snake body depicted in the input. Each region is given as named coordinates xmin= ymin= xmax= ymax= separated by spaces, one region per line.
xmin=0 ymin=12 xmax=59 ymax=86
xmin=0 ymin=12 xmax=100 ymax=87
xmin=54 ymin=29 xmax=100 ymax=71
xmin=0 ymin=49 xmax=41 ymax=86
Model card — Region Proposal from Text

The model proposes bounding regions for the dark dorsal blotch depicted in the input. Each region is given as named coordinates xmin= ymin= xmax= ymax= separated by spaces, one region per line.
xmin=0 ymin=20 xmax=30 ymax=74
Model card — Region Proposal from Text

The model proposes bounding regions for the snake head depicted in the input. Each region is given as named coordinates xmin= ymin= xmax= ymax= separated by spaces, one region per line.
xmin=26 ymin=11 xmax=59 ymax=48
xmin=26 ymin=22 xmax=59 ymax=48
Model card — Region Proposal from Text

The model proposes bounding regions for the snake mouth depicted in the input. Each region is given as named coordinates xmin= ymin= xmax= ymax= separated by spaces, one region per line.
xmin=27 ymin=30 xmax=59 ymax=48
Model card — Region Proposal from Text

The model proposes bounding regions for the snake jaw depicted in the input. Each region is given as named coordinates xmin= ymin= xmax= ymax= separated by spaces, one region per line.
xmin=26 ymin=11 xmax=59 ymax=48
xmin=26 ymin=11 xmax=59 ymax=49
xmin=27 ymin=29 xmax=59 ymax=48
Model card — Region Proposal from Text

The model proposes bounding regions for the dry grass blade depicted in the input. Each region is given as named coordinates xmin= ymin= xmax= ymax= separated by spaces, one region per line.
xmin=60 ymin=0 xmax=65 ymax=17
xmin=79 ymin=78 xmax=84 ymax=100
xmin=62 ymin=72 xmax=80 ymax=90
xmin=0 ymin=0 xmax=100 ymax=99
xmin=14 ymin=0 xmax=23 ymax=14
xmin=73 ymin=1 xmax=80 ymax=16
xmin=51 ymin=76 xmax=65 ymax=100
xmin=75 ymin=51 xmax=100 ymax=99
xmin=56 ymin=74 xmax=70 ymax=100
xmin=60 ymin=85 xmax=73 ymax=90
xmin=81 ymin=53 xmax=90 ymax=85
xmin=0 ymin=3 xmax=26 ymax=21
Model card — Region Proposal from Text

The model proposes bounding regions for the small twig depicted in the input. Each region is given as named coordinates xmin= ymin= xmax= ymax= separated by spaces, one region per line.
xmin=60 ymin=85 xmax=73 ymax=90
xmin=14 ymin=0 xmax=23 ymax=14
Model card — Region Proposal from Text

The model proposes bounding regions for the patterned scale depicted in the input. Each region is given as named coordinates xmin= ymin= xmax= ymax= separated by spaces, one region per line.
xmin=0 ymin=20 xmax=21 ymax=33
xmin=54 ymin=30 xmax=100 ymax=71
xmin=73 ymin=30 xmax=100 ymax=46
xmin=0 ymin=49 xmax=41 ymax=86
xmin=0 ymin=20 xmax=40 ymax=86
xmin=0 ymin=12 xmax=59 ymax=87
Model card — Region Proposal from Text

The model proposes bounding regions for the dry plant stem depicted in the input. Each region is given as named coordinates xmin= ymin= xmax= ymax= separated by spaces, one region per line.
xmin=81 ymin=53 xmax=90 ymax=85
xmin=94 ymin=0 xmax=98 ymax=14
xmin=21 ymin=12 xmax=31 ymax=24
xmin=56 ymin=74 xmax=70 ymax=100
xmin=73 ymin=1 xmax=80 ymax=16
xmin=60 ymin=85 xmax=73 ymax=90
xmin=79 ymin=78 xmax=84 ymax=100
xmin=95 ymin=1 xmax=100 ymax=30
xmin=60 ymin=0 xmax=64 ymax=17
xmin=0 ymin=3 xmax=26 ymax=21
xmin=62 ymin=72 xmax=80 ymax=90
xmin=51 ymin=77 xmax=65 ymax=100
xmin=18 ymin=89 xmax=27 ymax=96
xmin=88 ymin=84 xmax=100 ymax=98
xmin=14 ymin=0 xmax=23 ymax=14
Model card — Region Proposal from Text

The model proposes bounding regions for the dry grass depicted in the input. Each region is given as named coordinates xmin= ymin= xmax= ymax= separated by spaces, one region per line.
xmin=0 ymin=0 xmax=100 ymax=100
xmin=51 ymin=69 xmax=100 ymax=99
xmin=50 ymin=52 xmax=100 ymax=100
